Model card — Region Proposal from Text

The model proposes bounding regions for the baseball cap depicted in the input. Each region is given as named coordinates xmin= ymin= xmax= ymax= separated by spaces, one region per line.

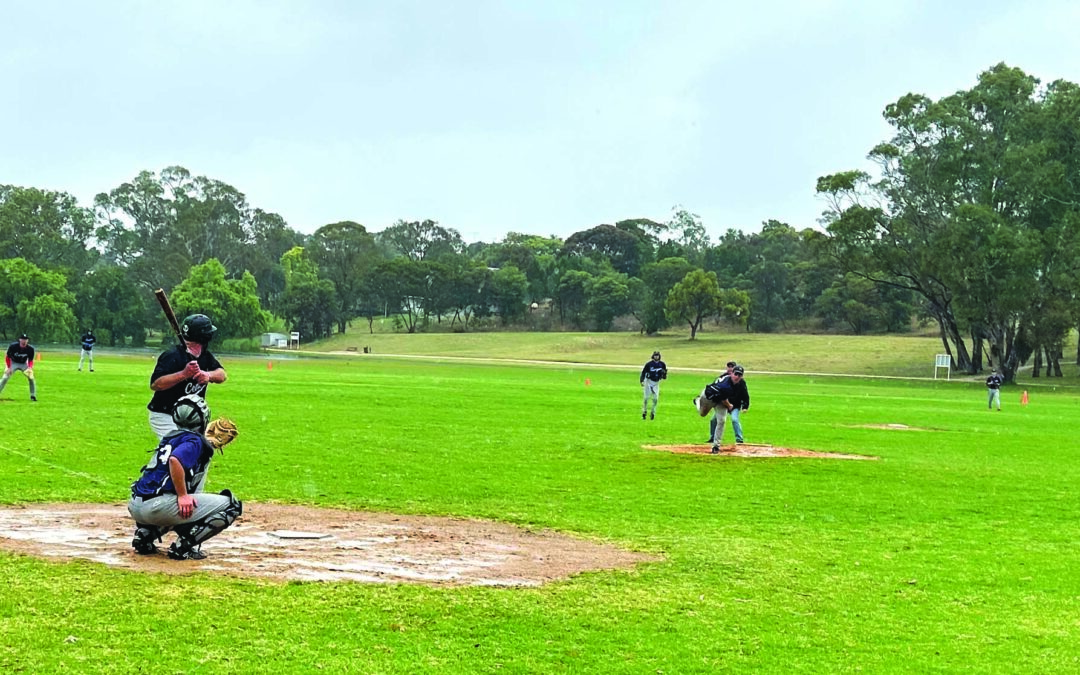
xmin=732 ymin=365 xmax=745 ymax=375
xmin=18 ymin=333 xmax=28 ymax=340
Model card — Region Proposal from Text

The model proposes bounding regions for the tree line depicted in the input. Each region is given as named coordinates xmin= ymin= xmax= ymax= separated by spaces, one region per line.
xmin=2 ymin=63 xmax=1078 ymax=382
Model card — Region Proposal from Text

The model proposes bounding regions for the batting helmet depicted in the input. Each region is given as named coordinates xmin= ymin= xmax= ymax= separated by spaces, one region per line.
xmin=181 ymin=314 xmax=217 ymax=344
xmin=173 ymin=394 xmax=210 ymax=434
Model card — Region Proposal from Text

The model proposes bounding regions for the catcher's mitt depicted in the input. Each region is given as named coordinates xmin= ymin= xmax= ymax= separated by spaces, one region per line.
xmin=205 ymin=417 xmax=239 ymax=451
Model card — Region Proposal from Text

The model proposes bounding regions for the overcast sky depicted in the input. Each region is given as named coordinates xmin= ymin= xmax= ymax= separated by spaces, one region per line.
xmin=2 ymin=1 xmax=1078 ymax=243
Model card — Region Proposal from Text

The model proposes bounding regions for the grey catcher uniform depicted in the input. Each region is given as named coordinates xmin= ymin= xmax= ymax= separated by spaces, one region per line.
xmin=0 ymin=334 xmax=37 ymax=401
xmin=640 ymin=351 xmax=667 ymax=419
xmin=128 ymin=395 xmax=242 ymax=560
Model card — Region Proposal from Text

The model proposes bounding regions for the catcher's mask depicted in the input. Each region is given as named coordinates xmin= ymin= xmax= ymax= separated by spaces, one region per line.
xmin=172 ymin=394 xmax=210 ymax=434
xmin=181 ymin=314 xmax=217 ymax=345
xmin=652 ymin=351 xmax=661 ymax=360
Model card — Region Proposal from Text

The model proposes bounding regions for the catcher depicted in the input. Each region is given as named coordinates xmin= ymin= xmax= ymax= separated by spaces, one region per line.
xmin=128 ymin=395 xmax=242 ymax=560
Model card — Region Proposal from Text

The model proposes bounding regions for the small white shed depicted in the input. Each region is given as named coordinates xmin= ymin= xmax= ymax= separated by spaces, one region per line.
xmin=261 ymin=332 xmax=289 ymax=348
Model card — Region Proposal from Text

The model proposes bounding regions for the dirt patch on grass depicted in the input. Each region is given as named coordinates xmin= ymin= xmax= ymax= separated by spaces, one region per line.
xmin=0 ymin=503 xmax=656 ymax=586
xmin=644 ymin=443 xmax=877 ymax=460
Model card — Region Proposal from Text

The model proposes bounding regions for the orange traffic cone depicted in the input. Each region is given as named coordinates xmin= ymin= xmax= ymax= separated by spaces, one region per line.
xmin=1021 ymin=390 xmax=1029 ymax=406
xmin=267 ymin=361 xmax=273 ymax=370
xmin=585 ymin=378 xmax=591 ymax=386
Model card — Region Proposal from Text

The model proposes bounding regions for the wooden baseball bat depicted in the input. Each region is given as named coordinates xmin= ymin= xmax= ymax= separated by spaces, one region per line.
xmin=153 ymin=288 xmax=185 ymax=347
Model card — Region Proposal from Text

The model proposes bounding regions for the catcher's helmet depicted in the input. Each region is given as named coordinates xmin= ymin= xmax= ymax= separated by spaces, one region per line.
xmin=181 ymin=314 xmax=217 ymax=344
xmin=172 ymin=394 xmax=210 ymax=433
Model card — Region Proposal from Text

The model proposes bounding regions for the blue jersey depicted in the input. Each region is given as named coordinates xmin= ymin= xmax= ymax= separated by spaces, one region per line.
xmin=703 ymin=378 xmax=736 ymax=404
xmin=131 ymin=431 xmax=213 ymax=498
xmin=640 ymin=360 xmax=667 ymax=382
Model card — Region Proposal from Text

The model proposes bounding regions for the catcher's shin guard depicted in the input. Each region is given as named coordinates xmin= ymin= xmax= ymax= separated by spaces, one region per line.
xmin=132 ymin=523 xmax=165 ymax=555
xmin=174 ymin=490 xmax=243 ymax=547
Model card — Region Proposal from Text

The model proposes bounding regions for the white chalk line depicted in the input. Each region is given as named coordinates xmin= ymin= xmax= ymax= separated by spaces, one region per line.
xmin=0 ymin=444 xmax=112 ymax=486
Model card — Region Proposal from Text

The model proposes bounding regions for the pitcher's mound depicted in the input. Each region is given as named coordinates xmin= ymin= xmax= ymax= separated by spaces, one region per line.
xmin=644 ymin=443 xmax=877 ymax=460
xmin=0 ymin=503 xmax=656 ymax=586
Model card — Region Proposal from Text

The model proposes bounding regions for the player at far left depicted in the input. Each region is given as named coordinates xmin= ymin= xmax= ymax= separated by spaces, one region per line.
xmin=128 ymin=394 xmax=242 ymax=561
xmin=146 ymin=314 xmax=227 ymax=440
xmin=0 ymin=334 xmax=37 ymax=402
xmin=639 ymin=350 xmax=668 ymax=420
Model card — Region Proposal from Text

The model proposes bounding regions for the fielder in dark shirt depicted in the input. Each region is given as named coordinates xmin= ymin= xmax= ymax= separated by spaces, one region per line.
xmin=640 ymin=351 xmax=668 ymax=420
xmin=0 ymin=334 xmax=37 ymax=401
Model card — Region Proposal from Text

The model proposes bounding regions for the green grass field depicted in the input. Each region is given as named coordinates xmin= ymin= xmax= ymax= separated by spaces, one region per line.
xmin=1 ymin=340 xmax=1079 ymax=673
xmin=313 ymin=327 xmax=953 ymax=378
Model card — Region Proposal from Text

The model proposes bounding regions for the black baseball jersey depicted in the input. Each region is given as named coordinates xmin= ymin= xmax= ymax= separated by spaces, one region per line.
xmin=640 ymin=360 xmax=668 ymax=382
xmin=986 ymin=373 xmax=1003 ymax=389
xmin=146 ymin=344 xmax=223 ymax=413
xmin=6 ymin=342 xmax=35 ymax=364
xmin=711 ymin=373 xmax=750 ymax=409
xmin=81 ymin=333 xmax=96 ymax=351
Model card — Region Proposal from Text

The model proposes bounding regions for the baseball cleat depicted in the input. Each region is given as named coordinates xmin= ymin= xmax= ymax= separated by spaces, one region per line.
xmin=132 ymin=527 xmax=159 ymax=555
xmin=132 ymin=539 xmax=159 ymax=555
xmin=167 ymin=543 xmax=207 ymax=561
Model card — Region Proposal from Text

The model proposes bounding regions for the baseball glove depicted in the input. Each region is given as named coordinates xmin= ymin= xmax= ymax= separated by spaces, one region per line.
xmin=205 ymin=417 xmax=239 ymax=451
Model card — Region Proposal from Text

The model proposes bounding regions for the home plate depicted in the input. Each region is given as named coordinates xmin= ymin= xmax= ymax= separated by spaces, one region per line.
xmin=268 ymin=530 xmax=334 ymax=539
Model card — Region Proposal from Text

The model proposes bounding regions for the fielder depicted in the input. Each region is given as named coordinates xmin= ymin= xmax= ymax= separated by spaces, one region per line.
xmin=77 ymin=329 xmax=96 ymax=372
xmin=640 ymin=350 xmax=668 ymax=420
xmin=147 ymin=314 xmax=227 ymax=439
xmin=986 ymin=369 xmax=1003 ymax=410
xmin=128 ymin=395 xmax=242 ymax=560
xmin=0 ymin=334 xmax=37 ymax=402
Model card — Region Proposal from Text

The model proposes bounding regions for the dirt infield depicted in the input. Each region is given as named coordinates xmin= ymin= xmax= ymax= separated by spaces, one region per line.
xmin=0 ymin=503 xmax=656 ymax=586
xmin=643 ymin=443 xmax=877 ymax=460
